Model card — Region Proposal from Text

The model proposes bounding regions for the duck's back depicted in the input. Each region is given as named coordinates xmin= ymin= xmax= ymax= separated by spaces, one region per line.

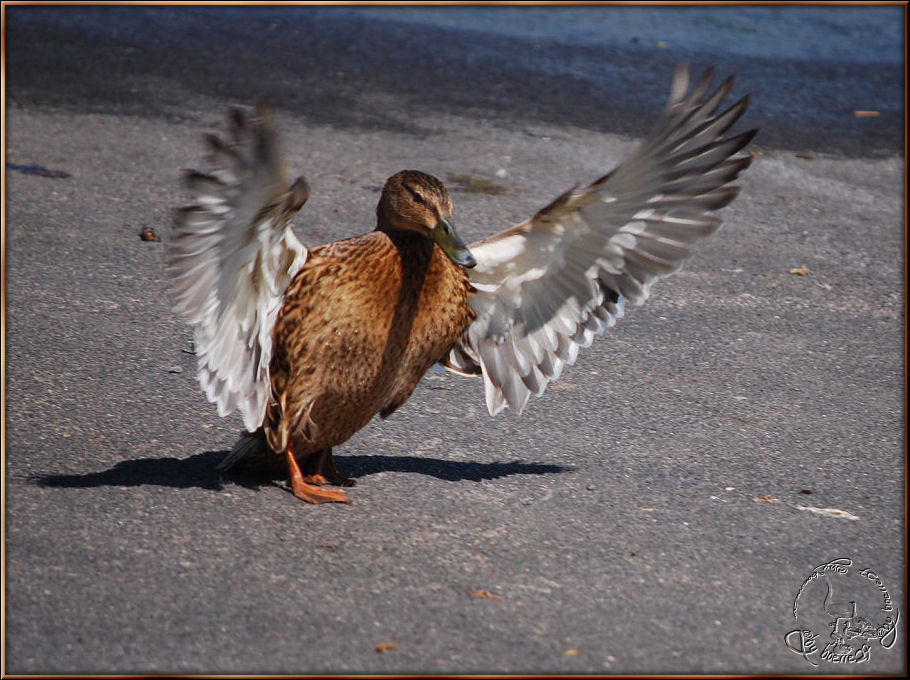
xmin=266 ymin=229 xmax=475 ymax=455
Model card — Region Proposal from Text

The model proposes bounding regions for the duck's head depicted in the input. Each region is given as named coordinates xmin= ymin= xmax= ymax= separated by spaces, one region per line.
xmin=377 ymin=170 xmax=476 ymax=268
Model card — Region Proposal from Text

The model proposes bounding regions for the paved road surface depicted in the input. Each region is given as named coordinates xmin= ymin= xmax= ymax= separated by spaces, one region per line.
xmin=4 ymin=5 xmax=905 ymax=675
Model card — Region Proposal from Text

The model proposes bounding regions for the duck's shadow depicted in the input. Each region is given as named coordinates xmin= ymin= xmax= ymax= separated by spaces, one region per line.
xmin=33 ymin=450 xmax=571 ymax=492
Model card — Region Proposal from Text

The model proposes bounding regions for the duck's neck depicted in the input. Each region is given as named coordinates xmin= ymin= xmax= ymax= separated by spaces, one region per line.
xmin=377 ymin=225 xmax=436 ymax=267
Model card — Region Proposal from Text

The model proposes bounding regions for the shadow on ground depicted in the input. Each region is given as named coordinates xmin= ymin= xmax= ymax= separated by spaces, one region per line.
xmin=33 ymin=451 xmax=230 ymax=491
xmin=337 ymin=454 xmax=571 ymax=482
xmin=32 ymin=450 xmax=571 ymax=492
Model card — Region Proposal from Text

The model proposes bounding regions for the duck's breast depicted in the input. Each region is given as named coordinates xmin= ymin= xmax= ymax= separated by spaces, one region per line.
xmin=269 ymin=231 xmax=474 ymax=449
xmin=382 ymin=243 xmax=475 ymax=416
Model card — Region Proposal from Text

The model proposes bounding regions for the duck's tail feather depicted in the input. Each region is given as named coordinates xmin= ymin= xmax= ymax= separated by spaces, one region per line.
xmin=217 ymin=428 xmax=283 ymax=473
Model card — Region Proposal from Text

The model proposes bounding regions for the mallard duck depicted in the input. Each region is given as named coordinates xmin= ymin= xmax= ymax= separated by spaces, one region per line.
xmin=168 ymin=65 xmax=756 ymax=504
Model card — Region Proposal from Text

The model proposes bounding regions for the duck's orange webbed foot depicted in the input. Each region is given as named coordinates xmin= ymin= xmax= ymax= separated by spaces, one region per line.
xmin=303 ymin=448 xmax=357 ymax=488
xmin=286 ymin=449 xmax=351 ymax=504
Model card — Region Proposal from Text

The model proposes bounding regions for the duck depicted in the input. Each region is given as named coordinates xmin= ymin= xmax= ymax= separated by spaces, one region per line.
xmin=168 ymin=64 xmax=756 ymax=504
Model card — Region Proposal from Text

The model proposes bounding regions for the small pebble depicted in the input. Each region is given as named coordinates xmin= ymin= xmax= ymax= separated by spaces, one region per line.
xmin=168 ymin=366 xmax=184 ymax=374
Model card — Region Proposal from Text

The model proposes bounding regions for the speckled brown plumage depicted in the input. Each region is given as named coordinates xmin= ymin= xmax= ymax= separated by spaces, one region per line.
xmin=266 ymin=228 xmax=475 ymax=461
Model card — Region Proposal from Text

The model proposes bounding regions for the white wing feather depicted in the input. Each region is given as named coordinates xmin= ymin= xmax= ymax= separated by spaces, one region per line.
xmin=447 ymin=65 xmax=757 ymax=415
xmin=168 ymin=103 xmax=310 ymax=431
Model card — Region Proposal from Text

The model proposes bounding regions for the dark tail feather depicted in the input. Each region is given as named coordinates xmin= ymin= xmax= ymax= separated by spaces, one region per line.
xmin=217 ymin=428 xmax=276 ymax=472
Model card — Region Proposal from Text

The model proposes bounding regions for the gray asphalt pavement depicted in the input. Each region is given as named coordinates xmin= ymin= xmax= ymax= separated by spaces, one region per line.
xmin=4 ymin=5 xmax=905 ymax=675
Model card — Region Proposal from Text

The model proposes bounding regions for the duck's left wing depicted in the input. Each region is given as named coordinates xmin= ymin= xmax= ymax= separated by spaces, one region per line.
xmin=445 ymin=65 xmax=756 ymax=415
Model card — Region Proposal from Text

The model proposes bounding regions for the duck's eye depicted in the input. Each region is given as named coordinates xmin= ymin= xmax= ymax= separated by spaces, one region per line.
xmin=407 ymin=186 xmax=426 ymax=205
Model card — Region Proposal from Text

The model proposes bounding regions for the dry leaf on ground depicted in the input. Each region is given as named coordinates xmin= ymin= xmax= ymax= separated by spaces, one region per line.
xmin=472 ymin=589 xmax=502 ymax=600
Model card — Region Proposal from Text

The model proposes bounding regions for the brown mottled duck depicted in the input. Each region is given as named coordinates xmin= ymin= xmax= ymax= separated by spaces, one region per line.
xmin=168 ymin=65 xmax=756 ymax=504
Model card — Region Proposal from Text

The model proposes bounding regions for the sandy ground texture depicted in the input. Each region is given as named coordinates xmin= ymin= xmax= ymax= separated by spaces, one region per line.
xmin=4 ymin=5 xmax=905 ymax=675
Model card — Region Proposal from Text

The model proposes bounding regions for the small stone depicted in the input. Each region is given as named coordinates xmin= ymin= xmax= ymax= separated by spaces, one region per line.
xmin=168 ymin=366 xmax=184 ymax=374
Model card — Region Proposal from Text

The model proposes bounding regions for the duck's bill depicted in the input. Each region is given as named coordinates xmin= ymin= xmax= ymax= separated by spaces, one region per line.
xmin=432 ymin=216 xmax=476 ymax=268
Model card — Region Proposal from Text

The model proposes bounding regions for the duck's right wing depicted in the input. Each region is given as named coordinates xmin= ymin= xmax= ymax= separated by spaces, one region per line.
xmin=168 ymin=102 xmax=310 ymax=432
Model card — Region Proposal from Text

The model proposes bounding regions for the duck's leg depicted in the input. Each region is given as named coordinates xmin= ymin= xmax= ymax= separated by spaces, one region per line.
xmin=285 ymin=448 xmax=350 ymax=504
xmin=302 ymin=448 xmax=357 ymax=488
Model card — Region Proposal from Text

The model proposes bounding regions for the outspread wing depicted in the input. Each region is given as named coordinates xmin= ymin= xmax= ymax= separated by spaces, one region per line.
xmin=168 ymin=103 xmax=310 ymax=431
xmin=446 ymin=65 xmax=757 ymax=415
